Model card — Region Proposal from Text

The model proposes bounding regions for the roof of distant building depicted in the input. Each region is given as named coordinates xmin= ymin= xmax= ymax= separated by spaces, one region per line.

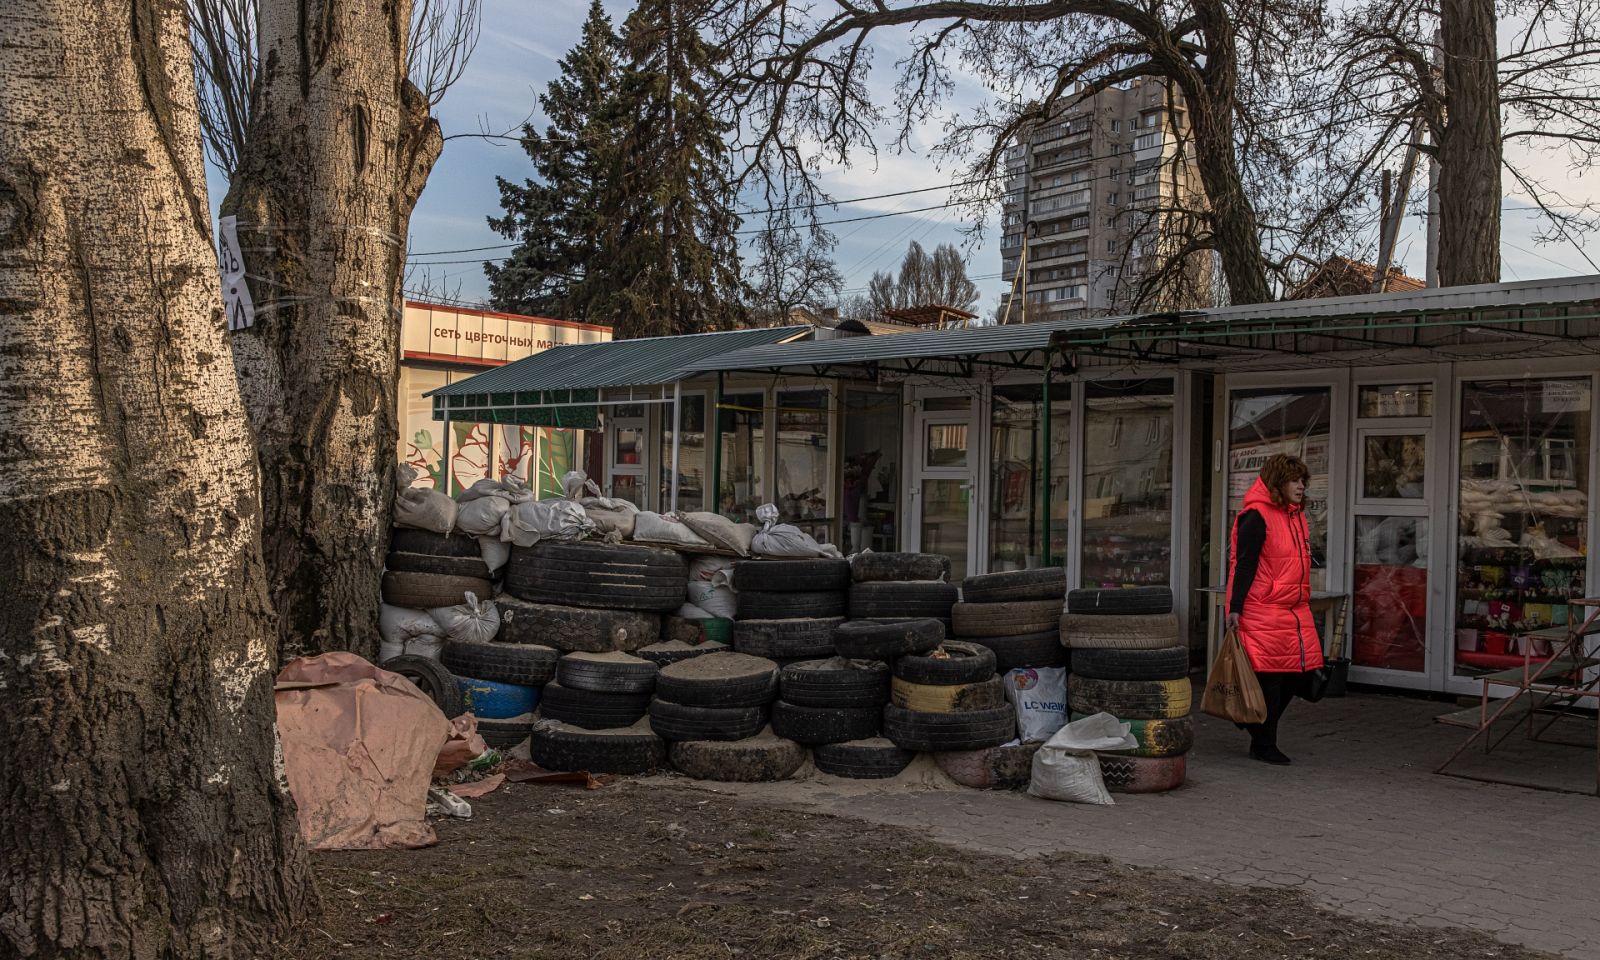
xmin=1289 ymin=256 xmax=1425 ymax=300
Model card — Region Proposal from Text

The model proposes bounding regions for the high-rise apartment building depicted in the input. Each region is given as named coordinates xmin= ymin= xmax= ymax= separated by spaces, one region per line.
xmin=997 ymin=78 xmax=1210 ymax=323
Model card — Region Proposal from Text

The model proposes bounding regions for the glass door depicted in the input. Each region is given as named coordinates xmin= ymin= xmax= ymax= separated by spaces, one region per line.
xmin=1348 ymin=381 xmax=1435 ymax=679
xmin=912 ymin=395 xmax=978 ymax=581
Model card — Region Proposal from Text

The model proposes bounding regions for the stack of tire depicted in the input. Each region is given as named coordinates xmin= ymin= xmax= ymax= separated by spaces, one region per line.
xmin=934 ymin=567 xmax=1069 ymax=788
xmin=650 ymin=652 xmax=806 ymax=782
xmin=529 ymin=651 xmax=666 ymax=775
xmin=492 ymin=541 xmax=685 ymax=757
xmin=771 ymin=657 xmax=901 ymax=778
xmin=846 ymin=553 xmax=960 ymax=630
xmin=833 ymin=616 xmax=1016 ymax=777
xmin=383 ymin=528 xmax=495 ymax=610
xmin=1061 ymin=586 xmax=1191 ymax=793
xmin=729 ymin=558 xmax=849 ymax=664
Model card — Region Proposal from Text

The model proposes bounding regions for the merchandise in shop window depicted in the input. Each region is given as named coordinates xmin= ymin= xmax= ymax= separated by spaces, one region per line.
xmin=659 ymin=395 xmax=707 ymax=512
xmin=776 ymin=390 xmax=830 ymax=527
xmin=1452 ymin=378 xmax=1590 ymax=676
xmin=989 ymin=384 xmax=1071 ymax=571
xmin=1227 ymin=386 xmax=1332 ymax=590
xmin=842 ymin=389 xmax=900 ymax=555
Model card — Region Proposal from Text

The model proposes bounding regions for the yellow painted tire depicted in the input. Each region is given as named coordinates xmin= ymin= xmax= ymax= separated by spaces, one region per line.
xmin=890 ymin=675 xmax=1007 ymax=713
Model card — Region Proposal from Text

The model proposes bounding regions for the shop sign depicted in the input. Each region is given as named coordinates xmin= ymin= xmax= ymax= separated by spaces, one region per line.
xmin=402 ymin=301 xmax=608 ymax=365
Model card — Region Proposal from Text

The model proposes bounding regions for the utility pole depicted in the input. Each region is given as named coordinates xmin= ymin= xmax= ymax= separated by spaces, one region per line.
xmin=1373 ymin=115 xmax=1426 ymax=293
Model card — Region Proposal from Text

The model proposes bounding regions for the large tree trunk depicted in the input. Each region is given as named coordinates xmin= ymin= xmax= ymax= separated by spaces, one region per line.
xmin=1437 ymin=0 xmax=1501 ymax=286
xmin=0 ymin=1 xmax=314 ymax=955
xmin=224 ymin=0 xmax=443 ymax=661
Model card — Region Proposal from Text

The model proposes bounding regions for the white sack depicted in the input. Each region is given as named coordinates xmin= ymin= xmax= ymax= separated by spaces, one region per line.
xmin=1027 ymin=712 xmax=1138 ymax=806
xmin=685 ymin=556 xmax=736 ymax=619
xmin=429 ymin=592 xmax=500 ymax=645
xmin=679 ymin=512 xmax=758 ymax=556
xmin=750 ymin=503 xmax=842 ymax=559
xmin=478 ymin=536 xmax=511 ymax=574
xmin=504 ymin=499 xmax=592 ymax=548
xmin=455 ymin=495 xmax=511 ymax=537
xmin=562 ymin=470 xmax=602 ymax=500
xmin=379 ymin=635 xmax=445 ymax=663
xmin=380 ymin=604 xmax=443 ymax=646
xmin=581 ymin=498 xmax=640 ymax=538
xmin=457 ymin=474 xmax=534 ymax=505
xmin=1004 ymin=666 xmax=1069 ymax=743
xmin=676 ymin=602 xmax=714 ymax=620
xmin=633 ymin=512 xmax=714 ymax=549
xmin=393 ymin=463 xmax=458 ymax=533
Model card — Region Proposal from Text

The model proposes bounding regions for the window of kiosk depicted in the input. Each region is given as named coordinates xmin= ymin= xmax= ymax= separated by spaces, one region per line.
xmin=989 ymin=383 xmax=1071 ymax=571
xmin=609 ymin=403 xmax=647 ymax=507
xmin=1226 ymin=386 xmax=1332 ymax=591
xmin=1081 ymin=380 xmax=1173 ymax=588
xmin=1453 ymin=378 xmax=1590 ymax=677
xmin=776 ymin=389 xmax=831 ymax=536
xmin=718 ymin=392 xmax=765 ymax=522
xmin=843 ymin=389 xmax=900 ymax=554
xmin=401 ymin=367 xmax=449 ymax=489
xmin=658 ymin=395 xmax=708 ymax=512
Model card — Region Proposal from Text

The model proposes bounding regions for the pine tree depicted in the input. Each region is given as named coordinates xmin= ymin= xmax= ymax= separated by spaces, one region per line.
xmin=596 ymin=0 xmax=748 ymax=337
xmin=485 ymin=0 xmax=621 ymax=319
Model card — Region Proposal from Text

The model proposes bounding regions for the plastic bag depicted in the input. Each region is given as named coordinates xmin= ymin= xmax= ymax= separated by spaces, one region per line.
xmin=633 ymin=512 xmax=714 ymax=549
xmin=1004 ymin=666 xmax=1068 ymax=742
xmin=393 ymin=463 xmax=458 ymax=533
xmin=1027 ymin=712 xmax=1138 ymax=806
xmin=750 ymin=503 xmax=842 ymax=559
xmin=504 ymin=499 xmax=592 ymax=548
xmin=679 ymin=512 xmax=758 ymax=556
xmin=429 ymin=592 xmax=500 ymax=645
xmin=1201 ymin=627 xmax=1268 ymax=724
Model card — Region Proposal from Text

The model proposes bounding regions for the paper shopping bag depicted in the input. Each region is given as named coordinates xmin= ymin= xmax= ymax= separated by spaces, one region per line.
xmin=1201 ymin=627 xmax=1268 ymax=724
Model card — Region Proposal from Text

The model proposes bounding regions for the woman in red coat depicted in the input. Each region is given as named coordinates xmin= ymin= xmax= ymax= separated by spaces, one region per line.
xmin=1226 ymin=453 xmax=1323 ymax=765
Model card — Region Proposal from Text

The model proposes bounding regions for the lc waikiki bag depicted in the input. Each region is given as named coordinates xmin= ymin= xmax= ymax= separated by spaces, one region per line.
xmin=1201 ymin=627 xmax=1268 ymax=724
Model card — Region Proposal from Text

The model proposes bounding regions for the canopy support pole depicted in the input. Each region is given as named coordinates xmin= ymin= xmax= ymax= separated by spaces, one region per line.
xmin=1040 ymin=352 xmax=1053 ymax=567
xmin=710 ymin=372 xmax=724 ymax=514
xmin=669 ymin=380 xmax=682 ymax=513
xmin=441 ymin=405 xmax=453 ymax=496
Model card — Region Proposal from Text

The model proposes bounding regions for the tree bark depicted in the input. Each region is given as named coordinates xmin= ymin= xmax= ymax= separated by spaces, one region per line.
xmin=0 ymin=0 xmax=314 ymax=955
xmin=1437 ymin=0 xmax=1501 ymax=286
xmin=223 ymin=0 xmax=444 ymax=661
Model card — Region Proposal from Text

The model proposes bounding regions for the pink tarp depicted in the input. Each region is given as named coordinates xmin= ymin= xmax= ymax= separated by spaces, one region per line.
xmin=275 ymin=653 xmax=456 ymax=851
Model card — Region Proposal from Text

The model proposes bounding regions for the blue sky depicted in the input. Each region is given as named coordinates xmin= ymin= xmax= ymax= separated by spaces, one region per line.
xmin=396 ymin=0 xmax=1597 ymax=313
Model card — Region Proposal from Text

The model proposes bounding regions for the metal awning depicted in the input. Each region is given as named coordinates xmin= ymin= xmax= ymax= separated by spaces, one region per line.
xmin=427 ymin=325 xmax=812 ymax=427
xmin=686 ymin=275 xmax=1600 ymax=378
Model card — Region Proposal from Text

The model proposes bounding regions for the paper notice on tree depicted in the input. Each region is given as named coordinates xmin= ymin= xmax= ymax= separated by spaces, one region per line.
xmin=217 ymin=215 xmax=256 ymax=332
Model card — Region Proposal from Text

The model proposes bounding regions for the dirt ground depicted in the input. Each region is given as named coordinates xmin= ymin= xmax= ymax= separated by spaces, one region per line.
xmin=286 ymin=776 xmax=1548 ymax=960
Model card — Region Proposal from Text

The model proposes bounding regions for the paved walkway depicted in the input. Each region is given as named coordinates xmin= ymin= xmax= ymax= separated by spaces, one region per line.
xmin=675 ymin=692 xmax=1600 ymax=958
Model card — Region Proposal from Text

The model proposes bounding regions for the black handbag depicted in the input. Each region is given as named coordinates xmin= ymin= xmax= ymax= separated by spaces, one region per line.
xmin=1299 ymin=666 xmax=1332 ymax=703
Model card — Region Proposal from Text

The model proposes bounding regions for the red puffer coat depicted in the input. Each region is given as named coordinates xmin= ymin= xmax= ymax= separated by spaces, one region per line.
xmin=1226 ymin=477 xmax=1324 ymax=673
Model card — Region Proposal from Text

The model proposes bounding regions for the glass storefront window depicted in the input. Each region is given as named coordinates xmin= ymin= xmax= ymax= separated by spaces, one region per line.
xmin=401 ymin=367 xmax=449 ymax=489
xmin=1081 ymin=380 xmax=1174 ymax=588
xmin=718 ymin=392 xmax=765 ymax=522
xmin=1361 ymin=434 xmax=1427 ymax=499
xmin=925 ymin=423 xmax=969 ymax=467
xmin=988 ymin=384 xmax=1071 ymax=571
xmin=1227 ymin=386 xmax=1332 ymax=590
xmin=537 ymin=427 xmax=577 ymax=498
xmin=1359 ymin=383 xmax=1434 ymax=418
xmin=921 ymin=478 xmax=970 ymax=581
xmin=660 ymin=395 xmax=707 ymax=512
xmin=497 ymin=425 xmax=534 ymax=482
xmin=843 ymin=389 xmax=900 ymax=554
xmin=1352 ymin=515 xmax=1429 ymax=672
xmin=1453 ymin=378 xmax=1591 ymax=676
xmin=776 ymin=390 xmax=830 ymax=525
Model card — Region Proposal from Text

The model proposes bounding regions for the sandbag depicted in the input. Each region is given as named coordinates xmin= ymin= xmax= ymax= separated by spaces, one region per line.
xmin=1004 ymin=666 xmax=1068 ymax=742
xmin=380 ymin=604 xmax=443 ymax=646
xmin=1027 ymin=712 xmax=1138 ymax=806
xmin=379 ymin=635 xmax=445 ymax=663
xmin=676 ymin=602 xmax=714 ymax=620
xmin=687 ymin=556 xmax=737 ymax=620
xmin=455 ymin=495 xmax=511 ymax=537
xmin=429 ymin=592 xmax=500 ymax=645
xmin=457 ymin=474 xmax=534 ymax=505
xmin=582 ymin=501 xmax=639 ymax=538
xmin=478 ymin=536 xmax=511 ymax=574
xmin=680 ymin=512 xmax=758 ymax=556
xmin=504 ymin=499 xmax=591 ymax=547
xmin=750 ymin=503 xmax=842 ymax=559
xmin=393 ymin=463 xmax=458 ymax=533
xmin=633 ymin=511 xmax=714 ymax=549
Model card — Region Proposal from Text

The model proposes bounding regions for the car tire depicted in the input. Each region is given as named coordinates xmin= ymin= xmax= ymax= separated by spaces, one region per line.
xmin=1072 ymin=646 xmax=1190 ymax=682
xmin=527 ymin=719 xmax=666 ymax=774
xmin=495 ymin=595 xmax=660 ymax=652
xmin=850 ymin=553 xmax=950 ymax=583
xmin=636 ymin=639 xmax=730 ymax=667
xmin=892 ymin=642 xmax=996 ymax=685
xmin=1065 ymin=586 xmax=1174 ymax=616
xmin=731 ymin=558 xmax=851 ymax=593
xmin=440 ymin=638 xmax=558 ymax=687
xmin=933 ymin=741 xmax=1043 ymax=789
xmin=881 ymin=703 xmax=1016 ymax=752
xmin=667 ymin=728 xmax=805 ymax=781
xmin=950 ymin=599 xmax=1061 ymax=638
xmin=381 ymin=571 xmax=493 ymax=609
xmin=770 ymin=700 xmax=880 ymax=745
xmin=1095 ymin=753 xmax=1187 ymax=793
xmin=554 ymin=651 xmax=659 ymax=695
xmin=832 ymin=618 xmax=945 ymax=660
xmin=1067 ymin=675 xmax=1192 ymax=719
xmin=649 ymin=699 xmax=768 ymax=742
xmin=385 ymin=551 xmax=491 ymax=580
xmin=381 ymin=654 xmax=464 ymax=719
xmin=734 ymin=590 xmax=848 ymax=621
xmin=778 ymin=657 xmax=892 ymax=708
xmin=390 ymin=527 xmax=481 ymax=558
xmin=812 ymin=738 xmax=916 ymax=779
xmin=964 ymin=631 xmax=1068 ymax=673
xmin=655 ymin=652 xmax=779 ymax=708
xmin=890 ymin=675 xmax=1007 ymax=713
xmin=1073 ymin=712 xmax=1195 ymax=758
xmin=475 ymin=715 xmax=537 ymax=749
xmin=960 ymin=567 xmax=1066 ymax=603
xmin=731 ymin=617 xmax=842 ymax=659
xmin=504 ymin=541 xmax=687 ymax=612
xmin=457 ymin=676 xmax=541 ymax=719
xmin=848 ymin=581 xmax=959 ymax=622
xmin=1059 ymin=612 xmax=1181 ymax=650
xmin=538 ymin=681 xmax=651 ymax=730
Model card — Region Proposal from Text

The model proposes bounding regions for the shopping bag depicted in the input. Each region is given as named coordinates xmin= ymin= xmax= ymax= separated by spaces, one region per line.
xmin=1201 ymin=627 xmax=1268 ymax=724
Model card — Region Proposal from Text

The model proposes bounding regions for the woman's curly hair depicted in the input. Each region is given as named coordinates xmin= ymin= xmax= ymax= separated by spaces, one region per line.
xmin=1260 ymin=453 xmax=1312 ymax=508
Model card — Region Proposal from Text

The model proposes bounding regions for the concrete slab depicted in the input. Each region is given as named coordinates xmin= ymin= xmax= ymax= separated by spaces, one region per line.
xmin=679 ymin=692 xmax=1600 ymax=959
